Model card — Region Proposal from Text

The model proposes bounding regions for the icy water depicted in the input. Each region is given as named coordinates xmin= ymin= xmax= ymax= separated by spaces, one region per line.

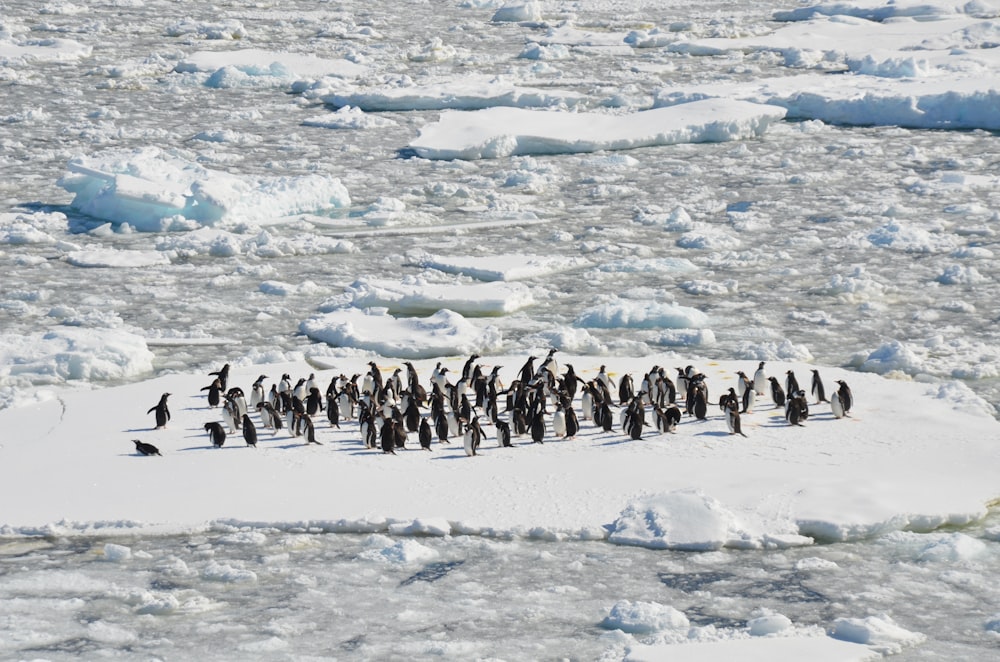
xmin=3 ymin=514 xmax=1000 ymax=660
xmin=4 ymin=0 xmax=1000 ymax=658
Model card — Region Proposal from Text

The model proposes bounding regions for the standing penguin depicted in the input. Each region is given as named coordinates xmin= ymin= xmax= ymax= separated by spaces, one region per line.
xmin=204 ymin=421 xmax=227 ymax=448
xmin=832 ymin=380 xmax=853 ymax=418
xmin=419 ymin=417 xmax=433 ymax=450
xmin=753 ymin=361 xmax=768 ymax=396
xmin=249 ymin=374 xmax=268 ymax=408
xmin=811 ymin=369 xmax=828 ymax=403
xmin=726 ymin=402 xmax=748 ymax=438
xmin=200 ymin=378 xmax=223 ymax=408
xmin=209 ymin=363 xmax=230 ymax=391
xmin=530 ymin=409 xmax=546 ymax=443
xmin=564 ymin=404 xmax=580 ymax=439
xmin=242 ymin=414 xmax=258 ymax=447
xmin=496 ymin=419 xmax=513 ymax=447
xmin=785 ymin=370 xmax=800 ymax=398
xmin=768 ymin=377 xmax=786 ymax=408
xmin=147 ymin=393 xmax=171 ymax=429
xmin=301 ymin=414 xmax=321 ymax=445
xmin=463 ymin=417 xmax=484 ymax=456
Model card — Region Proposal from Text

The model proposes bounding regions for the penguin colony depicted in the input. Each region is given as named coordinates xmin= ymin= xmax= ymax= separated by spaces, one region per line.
xmin=132 ymin=355 xmax=854 ymax=456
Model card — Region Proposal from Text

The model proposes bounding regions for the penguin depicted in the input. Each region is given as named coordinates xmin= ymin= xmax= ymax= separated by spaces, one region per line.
xmin=227 ymin=387 xmax=248 ymax=420
xmin=404 ymin=397 xmax=421 ymax=433
xmin=618 ymin=374 xmax=635 ymax=406
xmin=242 ymin=414 xmax=258 ymax=447
xmin=208 ymin=363 xmax=230 ymax=391
xmin=326 ymin=394 xmax=340 ymax=428
xmin=564 ymin=405 xmax=579 ymax=439
xmin=726 ymin=401 xmax=747 ymax=438
xmin=552 ymin=403 xmax=567 ymax=437
xmin=511 ymin=407 xmax=528 ymax=436
xmin=147 ymin=393 xmax=171 ymax=429
xmin=200 ymin=378 xmax=222 ymax=408
xmin=785 ymin=391 xmax=807 ymax=427
xmin=833 ymin=380 xmax=853 ymax=417
xmin=306 ymin=387 xmax=324 ymax=417
xmin=741 ymin=383 xmax=756 ymax=414
xmin=597 ymin=365 xmax=614 ymax=394
xmin=530 ymin=409 xmax=546 ymax=443
xmin=257 ymin=401 xmax=282 ymax=433
xmin=419 ymin=417 xmax=433 ymax=450
xmin=380 ymin=418 xmax=397 ymax=455
xmin=463 ymin=417 xmax=483 ymax=456
xmin=432 ymin=410 xmax=449 ymax=444
xmin=249 ymin=374 xmax=268 ymax=409
xmin=811 ymin=369 xmax=828 ymax=403
xmin=293 ymin=378 xmax=308 ymax=401
xmin=301 ymin=414 xmax=321 ymax=445
xmin=132 ymin=439 xmax=161 ymax=456
xmin=204 ymin=421 xmax=226 ymax=448
xmin=785 ymin=370 xmax=800 ymax=398
xmin=753 ymin=361 xmax=767 ymax=396
xmin=655 ymin=404 xmax=681 ymax=433
xmin=768 ymin=377 xmax=786 ymax=408
xmin=496 ymin=419 xmax=512 ymax=447
xmin=222 ymin=397 xmax=239 ymax=433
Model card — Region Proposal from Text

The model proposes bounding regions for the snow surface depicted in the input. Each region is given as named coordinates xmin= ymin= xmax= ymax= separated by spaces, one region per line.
xmin=3 ymin=355 xmax=996 ymax=548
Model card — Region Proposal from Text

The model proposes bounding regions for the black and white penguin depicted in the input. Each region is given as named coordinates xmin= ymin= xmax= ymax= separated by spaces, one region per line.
xmin=305 ymin=387 xmax=324 ymax=417
xmin=831 ymin=380 xmax=853 ymax=418
xmin=257 ymin=401 xmax=282 ymax=433
xmin=530 ymin=409 xmax=546 ymax=443
xmin=726 ymin=401 xmax=747 ymax=438
xmin=618 ymin=374 xmax=635 ymax=406
xmin=768 ymin=377 xmax=786 ymax=407
xmin=200 ymin=378 xmax=222 ymax=408
xmin=204 ymin=421 xmax=226 ymax=448
xmin=380 ymin=417 xmax=397 ymax=455
xmin=147 ymin=393 xmax=171 ymax=429
xmin=242 ymin=414 xmax=258 ymax=447
xmin=250 ymin=374 xmax=268 ymax=409
xmin=655 ymin=404 xmax=681 ymax=433
xmin=463 ymin=417 xmax=484 ymax=456
xmin=301 ymin=414 xmax=321 ymax=445
xmin=785 ymin=370 xmax=800 ymax=398
xmin=753 ymin=361 xmax=767 ymax=396
xmin=419 ymin=417 xmax=432 ymax=450
xmin=785 ymin=391 xmax=808 ymax=427
xmin=132 ymin=439 xmax=161 ymax=456
xmin=208 ymin=363 xmax=230 ymax=391
xmin=811 ymin=369 xmax=828 ymax=403
xmin=552 ymin=402 xmax=567 ymax=438
xmin=564 ymin=405 xmax=579 ymax=439
xmin=496 ymin=419 xmax=512 ymax=447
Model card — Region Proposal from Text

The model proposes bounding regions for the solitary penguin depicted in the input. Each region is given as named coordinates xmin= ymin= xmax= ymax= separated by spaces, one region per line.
xmin=204 ymin=421 xmax=226 ymax=448
xmin=811 ymin=369 xmax=828 ymax=403
xmin=242 ymin=414 xmax=258 ymax=447
xmin=132 ymin=439 xmax=161 ymax=456
xmin=832 ymin=380 xmax=853 ymax=418
xmin=147 ymin=393 xmax=171 ymax=429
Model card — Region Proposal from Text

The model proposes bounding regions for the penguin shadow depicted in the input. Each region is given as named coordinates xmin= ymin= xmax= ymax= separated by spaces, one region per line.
xmin=125 ymin=426 xmax=167 ymax=434
xmin=599 ymin=437 xmax=635 ymax=447
xmin=694 ymin=430 xmax=733 ymax=438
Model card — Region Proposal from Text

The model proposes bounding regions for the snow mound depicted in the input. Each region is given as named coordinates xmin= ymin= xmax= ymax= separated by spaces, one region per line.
xmin=831 ymin=614 xmax=927 ymax=655
xmin=600 ymin=600 xmax=691 ymax=634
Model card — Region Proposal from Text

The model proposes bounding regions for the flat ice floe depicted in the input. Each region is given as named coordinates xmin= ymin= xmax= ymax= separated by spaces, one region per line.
xmin=410 ymin=252 xmax=591 ymax=281
xmin=658 ymin=3 xmax=1000 ymax=129
xmin=322 ymin=74 xmax=585 ymax=112
xmin=408 ymin=99 xmax=787 ymax=160
xmin=1 ymin=356 xmax=998 ymax=550
xmin=299 ymin=308 xmax=503 ymax=359
xmin=318 ymin=277 xmax=535 ymax=316
xmin=174 ymin=48 xmax=366 ymax=81
xmin=57 ymin=148 xmax=351 ymax=231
